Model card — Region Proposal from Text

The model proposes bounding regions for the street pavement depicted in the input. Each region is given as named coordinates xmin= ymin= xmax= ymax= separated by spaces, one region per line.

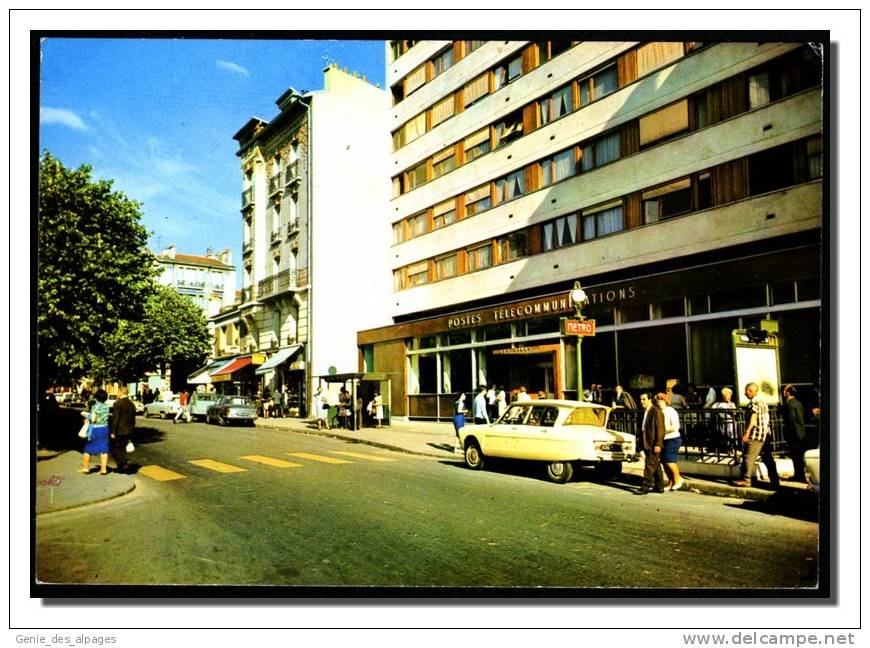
xmin=36 ymin=414 xmax=816 ymax=515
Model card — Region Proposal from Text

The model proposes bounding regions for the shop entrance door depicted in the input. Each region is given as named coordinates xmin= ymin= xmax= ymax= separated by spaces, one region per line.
xmin=490 ymin=343 xmax=563 ymax=399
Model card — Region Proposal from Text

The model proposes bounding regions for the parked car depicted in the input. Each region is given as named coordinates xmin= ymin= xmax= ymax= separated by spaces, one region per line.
xmin=188 ymin=391 xmax=220 ymax=421
xmin=206 ymin=395 xmax=257 ymax=426
xmin=105 ymin=395 xmax=146 ymax=415
xmin=144 ymin=396 xmax=180 ymax=419
xmin=459 ymin=399 xmax=637 ymax=484
xmin=804 ymin=447 xmax=820 ymax=492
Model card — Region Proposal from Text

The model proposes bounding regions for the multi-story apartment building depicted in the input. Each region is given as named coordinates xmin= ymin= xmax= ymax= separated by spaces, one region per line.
xmin=154 ymin=245 xmax=236 ymax=316
xmin=209 ymin=64 xmax=390 ymax=414
xmin=358 ymin=39 xmax=824 ymax=420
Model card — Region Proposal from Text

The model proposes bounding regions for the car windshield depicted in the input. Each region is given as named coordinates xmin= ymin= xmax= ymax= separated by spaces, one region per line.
xmin=195 ymin=393 xmax=218 ymax=401
xmin=564 ymin=406 xmax=607 ymax=427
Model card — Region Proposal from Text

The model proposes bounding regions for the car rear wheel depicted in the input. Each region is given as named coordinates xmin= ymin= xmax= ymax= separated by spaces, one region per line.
xmin=464 ymin=441 xmax=485 ymax=470
xmin=593 ymin=461 xmax=622 ymax=481
xmin=545 ymin=461 xmax=574 ymax=484
xmin=160 ymin=411 xmax=167 ymax=420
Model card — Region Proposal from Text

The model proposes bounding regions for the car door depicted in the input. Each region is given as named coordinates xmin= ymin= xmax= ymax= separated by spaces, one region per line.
xmin=485 ymin=403 xmax=530 ymax=458
xmin=510 ymin=405 xmax=561 ymax=460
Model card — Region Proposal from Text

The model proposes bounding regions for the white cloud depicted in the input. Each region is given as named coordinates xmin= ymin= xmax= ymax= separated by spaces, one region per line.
xmin=40 ymin=107 xmax=87 ymax=130
xmin=216 ymin=60 xmax=249 ymax=77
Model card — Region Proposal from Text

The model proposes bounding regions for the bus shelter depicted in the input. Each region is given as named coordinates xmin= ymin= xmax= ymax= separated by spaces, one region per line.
xmin=315 ymin=372 xmax=392 ymax=430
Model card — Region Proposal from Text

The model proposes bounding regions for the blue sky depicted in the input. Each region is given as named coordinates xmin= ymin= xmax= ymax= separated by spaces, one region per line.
xmin=39 ymin=37 xmax=386 ymax=268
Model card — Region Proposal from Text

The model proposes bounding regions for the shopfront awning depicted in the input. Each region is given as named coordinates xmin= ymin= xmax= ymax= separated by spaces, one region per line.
xmin=187 ymin=360 xmax=229 ymax=385
xmin=210 ymin=356 xmax=253 ymax=380
xmin=255 ymin=345 xmax=303 ymax=375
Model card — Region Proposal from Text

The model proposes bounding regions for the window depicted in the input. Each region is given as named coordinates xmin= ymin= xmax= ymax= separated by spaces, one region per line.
xmin=493 ymin=55 xmax=523 ymax=90
xmin=468 ymin=244 xmax=493 ymax=271
xmin=431 ymin=94 xmax=455 ymax=127
xmin=393 ymin=222 xmax=406 ymax=245
xmin=434 ymin=254 xmax=458 ymax=280
xmin=542 ymin=148 xmax=578 ymax=187
xmin=636 ymin=42 xmax=685 ymax=76
xmin=464 ymin=128 xmax=491 ymax=162
xmin=432 ymin=47 xmax=455 ymax=77
xmin=392 ymin=176 xmax=402 ymax=198
xmin=494 ymin=110 xmax=524 ymax=148
xmin=463 ymin=74 xmax=489 ymax=107
xmin=403 ymin=112 xmax=426 ymax=146
xmin=404 ymin=64 xmax=427 ymax=97
xmin=748 ymin=71 xmax=771 ymax=109
xmin=464 ymin=40 xmax=486 ymax=56
xmin=495 ymin=169 xmax=525 ymax=204
xmin=643 ymin=178 xmax=693 ymax=223
xmin=498 ymin=231 xmax=528 ymax=262
xmin=272 ymin=255 xmax=280 ymax=275
xmin=542 ymin=214 xmax=577 ymax=251
xmin=405 ymin=160 xmax=428 ymax=191
xmin=537 ymin=40 xmax=572 ymax=64
xmin=432 ymin=199 xmax=456 ymax=229
xmin=407 ymin=261 xmax=429 ymax=287
xmin=581 ymin=131 xmax=621 ymax=171
xmin=465 ymin=185 xmax=492 ymax=216
xmin=697 ymin=172 xmax=712 ymax=210
xmin=582 ymin=201 xmax=623 ymax=240
xmin=639 ymin=99 xmax=689 ymax=148
xmin=540 ymin=84 xmax=574 ymax=125
xmin=578 ymin=66 xmax=617 ymax=106
xmin=807 ymin=137 xmax=822 ymax=179
xmin=407 ymin=211 xmax=428 ymax=239
xmin=432 ymin=146 xmax=456 ymax=179
xmin=748 ymin=142 xmax=796 ymax=196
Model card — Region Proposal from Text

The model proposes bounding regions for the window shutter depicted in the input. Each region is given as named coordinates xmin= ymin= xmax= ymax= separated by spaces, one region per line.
xmin=433 ymin=198 xmax=455 ymax=217
xmin=431 ymin=94 xmax=455 ymax=127
xmin=465 ymin=184 xmax=490 ymax=204
xmin=464 ymin=128 xmax=489 ymax=151
xmin=712 ymin=159 xmax=749 ymax=205
xmin=621 ymin=121 xmax=640 ymax=157
xmin=617 ymin=49 xmax=638 ymax=86
xmin=639 ymin=100 xmax=689 ymax=147
xmin=636 ymin=42 xmax=684 ymax=77
xmin=523 ymin=103 xmax=538 ymax=135
xmin=463 ymin=74 xmax=489 ymax=106
xmin=404 ymin=64 xmax=427 ymax=96
xmin=403 ymin=112 xmax=426 ymax=144
xmin=432 ymin=146 xmax=454 ymax=166
xmin=624 ymin=193 xmax=642 ymax=230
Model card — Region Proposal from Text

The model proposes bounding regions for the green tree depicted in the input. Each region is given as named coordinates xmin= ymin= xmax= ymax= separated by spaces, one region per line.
xmin=37 ymin=152 xmax=158 ymax=387
xmin=99 ymin=286 xmax=211 ymax=387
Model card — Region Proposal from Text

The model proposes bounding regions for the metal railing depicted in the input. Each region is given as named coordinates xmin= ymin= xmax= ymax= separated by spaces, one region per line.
xmin=284 ymin=161 xmax=300 ymax=185
xmin=608 ymin=406 xmax=789 ymax=462
xmin=269 ymin=173 xmax=283 ymax=196
xmin=270 ymin=229 xmax=282 ymax=243
xmin=242 ymin=187 xmax=254 ymax=208
xmin=257 ymin=268 xmax=304 ymax=299
xmin=240 ymin=286 xmax=256 ymax=303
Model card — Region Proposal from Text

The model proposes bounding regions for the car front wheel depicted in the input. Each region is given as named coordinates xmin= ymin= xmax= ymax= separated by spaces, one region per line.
xmin=464 ymin=441 xmax=485 ymax=470
xmin=545 ymin=461 xmax=574 ymax=484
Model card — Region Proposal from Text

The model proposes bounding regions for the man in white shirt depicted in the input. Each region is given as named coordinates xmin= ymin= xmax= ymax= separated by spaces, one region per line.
xmin=473 ymin=386 xmax=490 ymax=425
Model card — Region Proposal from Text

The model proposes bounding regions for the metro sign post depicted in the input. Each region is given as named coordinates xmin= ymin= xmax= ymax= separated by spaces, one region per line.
xmin=562 ymin=282 xmax=596 ymax=400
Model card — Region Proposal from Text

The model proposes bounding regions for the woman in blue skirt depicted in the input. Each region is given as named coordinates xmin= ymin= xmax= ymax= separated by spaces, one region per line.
xmin=80 ymin=389 xmax=111 ymax=475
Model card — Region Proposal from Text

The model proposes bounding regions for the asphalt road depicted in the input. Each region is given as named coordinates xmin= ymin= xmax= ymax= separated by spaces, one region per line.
xmin=36 ymin=418 xmax=819 ymax=590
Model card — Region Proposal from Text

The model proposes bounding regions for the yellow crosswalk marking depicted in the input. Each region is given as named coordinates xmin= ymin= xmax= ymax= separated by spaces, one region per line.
xmin=139 ymin=465 xmax=187 ymax=481
xmin=189 ymin=459 xmax=247 ymax=473
xmin=240 ymin=455 xmax=303 ymax=468
xmin=287 ymin=452 xmax=352 ymax=465
xmin=331 ymin=451 xmax=396 ymax=462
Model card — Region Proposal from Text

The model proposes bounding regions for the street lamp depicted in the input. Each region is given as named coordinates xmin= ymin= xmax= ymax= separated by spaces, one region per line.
xmin=570 ymin=282 xmax=588 ymax=401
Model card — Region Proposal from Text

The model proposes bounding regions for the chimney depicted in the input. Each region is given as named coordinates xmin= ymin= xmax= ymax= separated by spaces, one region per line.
xmin=163 ymin=244 xmax=176 ymax=259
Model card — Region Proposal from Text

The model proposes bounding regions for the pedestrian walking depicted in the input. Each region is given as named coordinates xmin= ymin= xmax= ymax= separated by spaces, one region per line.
xmin=79 ymin=389 xmax=110 ymax=476
xmin=732 ymin=382 xmax=780 ymax=488
xmin=637 ymin=392 xmax=666 ymax=494
xmin=473 ymin=385 xmax=490 ymax=425
xmin=656 ymin=392 xmax=685 ymax=491
xmin=453 ymin=393 xmax=468 ymax=451
xmin=315 ymin=387 xmax=330 ymax=430
xmin=174 ymin=389 xmax=191 ymax=424
xmin=110 ymin=387 xmax=137 ymax=473
xmin=782 ymin=384 xmax=807 ymax=482
xmin=496 ymin=385 xmax=507 ymax=418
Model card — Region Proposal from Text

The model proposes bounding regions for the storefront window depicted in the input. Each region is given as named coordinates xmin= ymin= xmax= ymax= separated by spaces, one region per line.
xmin=481 ymin=323 xmax=511 ymax=341
xmin=418 ymin=336 xmax=437 ymax=350
xmin=441 ymin=330 xmax=471 ymax=346
xmin=619 ymin=303 xmax=650 ymax=323
xmin=417 ymin=354 xmax=437 ymax=393
xmin=690 ymin=294 xmax=710 ymax=315
xmin=526 ymin=316 xmax=561 ymax=336
xmin=770 ymin=280 xmax=797 ymax=305
xmin=710 ymin=285 xmax=765 ymax=313
xmin=689 ymin=318 xmax=738 ymax=387
xmin=796 ymin=276 xmax=820 ymax=301
xmin=446 ymin=349 xmax=472 ymax=393
xmin=650 ymin=298 xmax=685 ymax=319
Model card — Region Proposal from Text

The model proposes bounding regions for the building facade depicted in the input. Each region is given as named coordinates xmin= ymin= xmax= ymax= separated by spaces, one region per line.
xmin=358 ymin=39 xmax=824 ymax=420
xmin=210 ymin=64 xmax=390 ymax=414
xmin=154 ymin=245 xmax=237 ymax=317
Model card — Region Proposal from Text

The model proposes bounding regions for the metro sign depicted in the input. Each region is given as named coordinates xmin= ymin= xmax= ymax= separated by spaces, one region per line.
xmin=562 ymin=318 xmax=596 ymax=336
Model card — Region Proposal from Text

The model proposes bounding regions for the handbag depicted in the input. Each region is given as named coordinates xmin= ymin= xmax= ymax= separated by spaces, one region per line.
xmin=78 ymin=420 xmax=89 ymax=439
xmin=125 ymin=440 xmax=135 ymax=453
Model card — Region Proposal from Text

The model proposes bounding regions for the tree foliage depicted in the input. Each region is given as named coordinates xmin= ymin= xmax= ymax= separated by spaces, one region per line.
xmin=38 ymin=152 xmax=158 ymax=386
xmin=98 ymin=285 xmax=211 ymax=385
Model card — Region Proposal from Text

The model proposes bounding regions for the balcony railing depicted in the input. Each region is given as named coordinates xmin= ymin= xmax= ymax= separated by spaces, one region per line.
xmin=286 ymin=221 xmax=299 ymax=239
xmin=242 ymin=240 xmax=253 ymax=254
xmin=270 ymin=229 xmax=282 ymax=243
xmin=240 ymin=286 xmax=256 ymax=303
xmin=257 ymin=267 xmax=309 ymax=300
xmin=241 ymin=187 xmax=254 ymax=209
xmin=284 ymin=161 xmax=300 ymax=186
xmin=268 ymin=173 xmax=283 ymax=196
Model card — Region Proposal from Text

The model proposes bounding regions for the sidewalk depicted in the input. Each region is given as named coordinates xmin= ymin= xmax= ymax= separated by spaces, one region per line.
xmin=36 ymin=450 xmax=136 ymax=514
xmin=255 ymin=416 xmax=814 ymax=502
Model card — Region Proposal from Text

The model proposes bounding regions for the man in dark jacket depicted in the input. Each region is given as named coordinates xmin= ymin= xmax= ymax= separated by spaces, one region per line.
xmin=638 ymin=392 xmax=666 ymax=494
xmin=110 ymin=387 xmax=138 ymax=473
xmin=783 ymin=384 xmax=807 ymax=483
